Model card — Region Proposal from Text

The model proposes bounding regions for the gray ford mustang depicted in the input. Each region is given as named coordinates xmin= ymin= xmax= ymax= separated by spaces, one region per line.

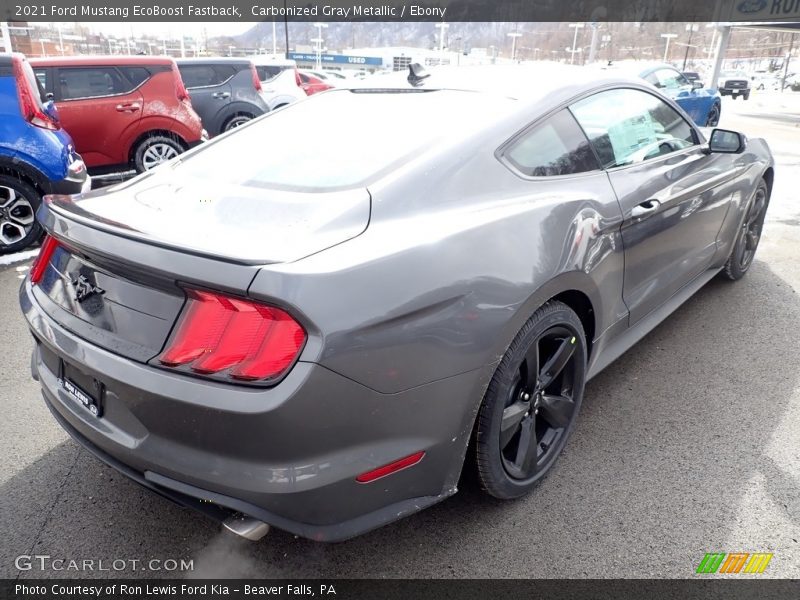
xmin=20 ymin=64 xmax=774 ymax=541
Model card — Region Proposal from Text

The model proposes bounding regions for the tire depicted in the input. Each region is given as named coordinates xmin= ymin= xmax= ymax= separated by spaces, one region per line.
xmin=743 ymin=92 xmax=750 ymax=100
xmin=223 ymin=113 xmax=254 ymax=132
xmin=0 ymin=174 xmax=43 ymax=255
xmin=133 ymin=135 xmax=184 ymax=173
xmin=722 ymin=179 xmax=769 ymax=281
xmin=705 ymin=103 xmax=721 ymax=127
xmin=475 ymin=301 xmax=587 ymax=499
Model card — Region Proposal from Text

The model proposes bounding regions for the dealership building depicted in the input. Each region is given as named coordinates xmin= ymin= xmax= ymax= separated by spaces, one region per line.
xmin=289 ymin=46 xmax=514 ymax=73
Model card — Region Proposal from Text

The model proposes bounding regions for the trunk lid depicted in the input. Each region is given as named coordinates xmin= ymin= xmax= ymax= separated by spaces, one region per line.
xmin=48 ymin=168 xmax=371 ymax=265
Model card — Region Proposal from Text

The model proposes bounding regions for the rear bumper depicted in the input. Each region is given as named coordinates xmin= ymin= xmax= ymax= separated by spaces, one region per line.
xmin=187 ymin=130 xmax=209 ymax=149
xmin=20 ymin=280 xmax=478 ymax=540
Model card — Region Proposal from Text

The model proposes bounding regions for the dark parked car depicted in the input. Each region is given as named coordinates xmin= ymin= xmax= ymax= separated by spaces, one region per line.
xmin=177 ymin=58 xmax=268 ymax=136
xmin=0 ymin=53 xmax=89 ymax=253
xmin=21 ymin=65 xmax=774 ymax=541
xmin=31 ymin=56 xmax=206 ymax=173
xmin=716 ymin=70 xmax=751 ymax=100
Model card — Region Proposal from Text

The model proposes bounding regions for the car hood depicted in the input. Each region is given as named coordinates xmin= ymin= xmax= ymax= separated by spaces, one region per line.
xmin=46 ymin=170 xmax=371 ymax=264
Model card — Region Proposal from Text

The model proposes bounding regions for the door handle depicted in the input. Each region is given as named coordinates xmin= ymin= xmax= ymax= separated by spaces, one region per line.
xmin=115 ymin=102 xmax=141 ymax=112
xmin=212 ymin=92 xmax=230 ymax=99
xmin=631 ymin=200 xmax=661 ymax=218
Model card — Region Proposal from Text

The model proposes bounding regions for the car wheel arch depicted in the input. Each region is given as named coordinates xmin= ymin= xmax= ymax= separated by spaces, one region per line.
xmin=0 ymin=157 xmax=48 ymax=196
xmin=489 ymin=272 xmax=601 ymax=377
xmin=127 ymin=130 xmax=188 ymax=165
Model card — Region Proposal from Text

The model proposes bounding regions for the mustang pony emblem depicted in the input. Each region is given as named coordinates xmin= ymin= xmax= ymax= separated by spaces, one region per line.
xmin=71 ymin=275 xmax=105 ymax=303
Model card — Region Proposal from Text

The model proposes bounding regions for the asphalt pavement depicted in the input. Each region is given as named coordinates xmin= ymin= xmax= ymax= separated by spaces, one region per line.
xmin=1 ymin=92 xmax=798 ymax=579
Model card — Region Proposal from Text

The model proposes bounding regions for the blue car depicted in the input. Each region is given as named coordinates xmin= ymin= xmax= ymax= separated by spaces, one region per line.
xmin=603 ymin=62 xmax=722 ymax=128
xmin=0 ymin=52 xmax=89 ymax=254
xmin=637 ymin=63 xmax=722 ymax=127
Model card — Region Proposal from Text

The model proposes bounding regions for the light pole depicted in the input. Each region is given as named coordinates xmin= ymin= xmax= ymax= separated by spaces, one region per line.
xmin=507 ymin=31 xmax=522 ymax=62
xmin=661 ymin=33 xmax=678 ymax=62
xmin=312 ymin=23 xmax=327 ymax=70
xmin=435 ymin=22 xmax=449 ymax=59
xmin=682 ymin=24 xmax=698 ymax=70
xmin=568 ymin=23 xmax=584 ymax=64
xmin=0 ymin=21 xmax=11 ymax=53
xmin=38 ymin=38 xmax=50 ymax=57
xmin=228 ymin=45 xmax=235 ymax=57
xmin=533 ymin=47 xmax=540 ymax=60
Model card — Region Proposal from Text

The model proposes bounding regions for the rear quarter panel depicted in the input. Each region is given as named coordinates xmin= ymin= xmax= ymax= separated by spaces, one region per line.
xmin=249 ymin=126 xmax=627 ymax=395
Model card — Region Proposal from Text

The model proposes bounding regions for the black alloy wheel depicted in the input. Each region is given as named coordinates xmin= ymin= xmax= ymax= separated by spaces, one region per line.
xmin=723 ymin=179 xmax=769 ymax=281
xmin=475 ymin=301 xmax=587 ymax=499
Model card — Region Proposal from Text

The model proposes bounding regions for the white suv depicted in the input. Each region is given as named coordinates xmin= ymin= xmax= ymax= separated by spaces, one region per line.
xmin=250 ymin=57 xmax=306 ymax=111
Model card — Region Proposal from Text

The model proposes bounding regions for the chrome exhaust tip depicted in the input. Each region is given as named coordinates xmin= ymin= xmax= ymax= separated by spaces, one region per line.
xmin=222 ymin=514 xmax=270 ymax=541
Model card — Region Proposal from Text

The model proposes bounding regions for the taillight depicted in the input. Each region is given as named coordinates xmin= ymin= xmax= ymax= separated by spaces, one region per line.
xmin=30 ymin=235 xmax=59 ymax=284
xmin=172 ymin=63 xmax=190 ymax=101
xmin=12 ymin=57 xmax=59 ymax=131
xmin=158 ymin=289 xmax=306 ymax=384
xmin=250 ymin=64 xmax=262 ymax=92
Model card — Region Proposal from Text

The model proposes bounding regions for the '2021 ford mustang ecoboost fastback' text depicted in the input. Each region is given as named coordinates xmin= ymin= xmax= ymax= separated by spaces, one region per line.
xmin=20 ymin=65 xmax=774 ymax=541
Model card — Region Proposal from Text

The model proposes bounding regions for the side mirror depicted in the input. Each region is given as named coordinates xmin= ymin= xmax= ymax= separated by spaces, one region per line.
xmin=692 ymin=81 xmax=704 ymax=89
xmin=706 ymin=129 xmax=746 ymax=154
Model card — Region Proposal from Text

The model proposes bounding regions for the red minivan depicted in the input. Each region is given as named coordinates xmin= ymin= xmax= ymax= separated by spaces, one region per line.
xmin=31 ymin=56 xmax=206 ymax=173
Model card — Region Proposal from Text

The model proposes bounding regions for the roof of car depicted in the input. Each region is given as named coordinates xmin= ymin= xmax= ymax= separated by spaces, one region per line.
xmin=593 ymin=61 xmax=677 ymax=76
xmin=351 ymin=63 xmax=646 ymax=102
xmin=176 ymin=57 xmax=253 ymax=66
xmin=30 ymin=55 xmax=175 ymax=67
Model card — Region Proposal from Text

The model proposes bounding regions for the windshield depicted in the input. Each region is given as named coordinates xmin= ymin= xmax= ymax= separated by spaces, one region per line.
xmin=171 ymin=89 xmax=512 ymax=191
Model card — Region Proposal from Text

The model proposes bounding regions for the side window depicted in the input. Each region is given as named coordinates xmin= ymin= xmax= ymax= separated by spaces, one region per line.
xmin=118 ymin=66 xmax=151 ymax=89
xmin=213 ymin=65 xmax=237 ymax=83
xmin=58 ymin=67 xmax=127 ymax=100
xmin=34 ymin=68 xmax=49 ymax=93
xmin=256 ymin=65 xmax=284 ymax=82
xmin=503 ymin=109 xmax=600 ymax=177
xmin=570 ymin=88 xmax=697 ymax=169
xmin=653 ymin=68 xmax=689 ymax=90
xmin=179 ymin=65 xmax=234 ymax=88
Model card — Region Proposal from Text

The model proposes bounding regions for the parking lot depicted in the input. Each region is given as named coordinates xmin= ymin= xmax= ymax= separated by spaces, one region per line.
xmin=1 ymin=91 xmax=798 ymax=579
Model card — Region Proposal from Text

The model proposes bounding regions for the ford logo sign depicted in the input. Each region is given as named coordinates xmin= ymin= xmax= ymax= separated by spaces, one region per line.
xmin=737 ymin=0 xmax=767 ymax=13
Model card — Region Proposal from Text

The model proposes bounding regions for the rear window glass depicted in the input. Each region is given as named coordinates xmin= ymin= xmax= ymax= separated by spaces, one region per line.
xmin=172 ymin=89 xmax=512 ymax=191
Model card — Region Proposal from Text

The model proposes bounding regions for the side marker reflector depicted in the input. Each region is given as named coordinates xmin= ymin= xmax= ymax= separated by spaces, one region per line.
xmin=356 ymin=451 xmax=426 ymax=483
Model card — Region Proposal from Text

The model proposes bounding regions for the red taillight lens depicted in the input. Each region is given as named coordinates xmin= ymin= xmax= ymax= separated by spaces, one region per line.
xmin=250 ymin=64 xmax=262 ymax=92
xmin=158 ymin=289 xmax=306 ymax=383
xmin=30 ymin=235 xmax=59 ymax=284
xmin=356 ymin=452 xmax=426 ymax=483
xmin=295 ymin=68 xmax=302 ymax=87
xmin=172 ymin=63 xmax=190 ymax=101
xmin=12 ymin=57 xmax=59 ymax=131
